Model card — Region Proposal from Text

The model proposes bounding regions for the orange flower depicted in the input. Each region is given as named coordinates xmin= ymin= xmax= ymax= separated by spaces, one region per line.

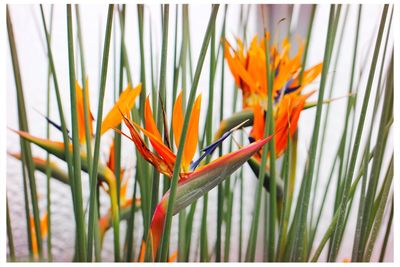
xmin=121 ymin=91 xmax=201 ymax=177
xmin=120 ymin=91 xmax=274 ymax=260
xmin=225 ymin=34 xmax=322 ymax=157
xmin=225 ymin=34 xmax=322 ymax=110
xmin=74 ymin=80 xmax=142 ymax=143
xmin=30 ymin=212 xmax=48 ymax=259
xmin=250 ymin=91 xmax=315 ymax=158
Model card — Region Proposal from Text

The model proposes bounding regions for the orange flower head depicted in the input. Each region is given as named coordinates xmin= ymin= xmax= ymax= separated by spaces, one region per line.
xmin=225 ymin=34 xmax=322 ymax=110
xmin=250 ymin=91 xmax=315 ymax=158
xmin=226 ymin=34 xmax=322 ymax=157
xmin=121 ymin=91 xmax=201 ymax=177
xmin=75 ymin=80 xmax=142 ymax=143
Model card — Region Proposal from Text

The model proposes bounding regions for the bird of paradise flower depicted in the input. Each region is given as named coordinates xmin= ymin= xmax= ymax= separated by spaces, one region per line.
xmin=10 ymin=81 xmax=142 ymax=256
xmin=213 ymin=34 xmax=324 ymax=196
xmin=117 ymin=91 xmax=274 ymax=260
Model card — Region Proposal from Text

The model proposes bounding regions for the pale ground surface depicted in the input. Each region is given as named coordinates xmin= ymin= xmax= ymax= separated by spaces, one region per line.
xmin=6 ymin=4 xmax=393 ymax=262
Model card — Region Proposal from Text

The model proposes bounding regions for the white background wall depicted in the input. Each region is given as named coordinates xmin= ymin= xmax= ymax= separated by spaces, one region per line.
xmin=6 ymin=4 xmax=393 ymax=262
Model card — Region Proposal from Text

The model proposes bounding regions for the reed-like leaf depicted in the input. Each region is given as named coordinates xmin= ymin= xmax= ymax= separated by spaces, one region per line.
xmin=158 ymin=5 xmax=220 ymax=262
xmin=66 ymin=5 xmax=87 ymax=261
xmin=6 ymin=198 xmax=15 ymax=262
xmin=45 ymin=5 xmax=54 ymax=261
xmin=328 ymin=5 xmax=388 ymax=261
xmin=7 ymin=7 xmax=43 ymax=260
xmin=87 ymin=4 xmax=116 ymax=261
xmin=290 ymin=5 xmax=336 ymax=261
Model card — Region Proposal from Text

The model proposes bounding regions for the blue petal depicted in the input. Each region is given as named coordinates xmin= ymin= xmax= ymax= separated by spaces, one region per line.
xmin=274 ymin=78 xmax=300 ymax=104
xmin=190 ymin=120 xmax=248 ymax=170
xmin=35 ymin=108 xmax=72 ymax=140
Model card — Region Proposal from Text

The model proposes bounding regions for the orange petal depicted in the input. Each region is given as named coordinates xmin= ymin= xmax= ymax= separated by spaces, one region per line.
xmin=168 ymin=251 xmax=178 ymax=262
xmin=249 ymin=104 xmax=265 ymax=142
xmin=40 ymin=212 xmax=48 ymax=238
xmin=107 ymin=140 xmax=115 ymax=172
xmin=101 ymin=83 xmax=142 ymax=135
xmin=139 ymin=241 xmax=146 ymax=262
xmin=144 ymin=96 xmax=163 ymax=143
xmin=274 ymin=93 xmax=310 ymax=157
xmin=76 ymin=80 xmax=94 ymax=143
xmin=132 ymin=120 xmax=176 ymax=167
xmin=182 ymin=94 xmax=201 ymax=171
xmin=120 ymin=115 xmax=173 ymax=177
xmin=225 ymin=40 xmax=257 ymax=92
xmin=291 ymin=63 xmax=323 ymax=89
xmin=120 ymin=178 xmax=129 ymax=204
xmin=172 ymin=91 xmax=184 ymax=149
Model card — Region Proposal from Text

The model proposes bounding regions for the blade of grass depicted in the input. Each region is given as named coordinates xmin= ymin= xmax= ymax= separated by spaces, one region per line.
xmin=265 ymin=19 xmax=278 ymax=265
xmin=360 ymin=60 xmax=393 ymax=260
xmin=177 ymin=5 xmax=189 ymax=262
xmin=311 ymin=5 xmax=348 ymax=234
xmin=87 ymin=4 xmax=116 ymax=261
xmin=75 ymin=5 xmax=101 ymax=261
xmin=310 ymin=146 xmax=377 ymax=261
xmin=45 ymin=5 xmax=54 ymax=262
xmin=219 ymin=5 xmax=229 ymax=262
xmin=66 ymin=5 xmax=87 ymax=261
xmin=184 ymin=202 xmax=197 ymax=261
xmin=21 ymin=156 xmax=33 ymax=260
xmin=276 ymin=132 xmax=291 ymax=260
xmin=151 ymin=4 xmax=169 ymax=217
xmin=124 ymin=179 xmax=138 ymax=261
xmin=223 ymin=178 xmax=235 ymax=262
xmin=39 ymin=4 xmax=79 ymax=252
xmin=7 ymin=7 xmax=43 ymax=260
xmin=363 ymin=157 xmax=393 ymax=261
xmin=379 ymin=196 xmax=393 ymax=262
xmin=207 ymin=10 xmax=217 ymax=262
xmin=177 ymin=4 xmax=188 ymax=262
xmin=115 ymin=4 xmax=128 ymax=209
xmin=6 ymin=198 xmax=16 ymax=261
xmin=158 ymin=5 xmax=219 ymax=262
xmin=137 ymin=4 xmax=147 ymax=118
xmin=200 ymin=10 xmax=218 ymax=262
xmin=171 ymin=5 xmax=180 ymax=110
xmin=180 ymin=4 xmax=189 ymax=108
xmin=352 ymin=7 xmax=392 ymax=260
xmin=356 ymin=10 xmax=393 ymax=261
xmin=245 ymin=7 xmax=276 ymax=261
xmin=289 ymin=5 xmax=336 ymax=261
xmin=328 ymin=5 xmax=388 ymax=261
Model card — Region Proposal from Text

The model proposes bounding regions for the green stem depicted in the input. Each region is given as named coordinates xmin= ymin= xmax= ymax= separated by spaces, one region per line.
xmin=7 ymin=7 xmax=43 ymax=260
xmin=87 ymin=4 xmax=117 ymax=261
xmin=6 ymin=198 xmax=16 ymax=261
xmin=158 ymin=5 xmax=219 ymax=262
xmin=290 ymin=5 xmax=336 ymax=261
xmin=328 ymin=5 xmax=388 ymax=261
xmin=45 ymin=5 xmax=54 ymax=262
xmin=66 ymin=5 xmax=87 ymax=261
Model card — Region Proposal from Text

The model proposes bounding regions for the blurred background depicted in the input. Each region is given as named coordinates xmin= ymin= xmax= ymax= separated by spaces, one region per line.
xmin=6 ymin=4 xmax=393 ymax=262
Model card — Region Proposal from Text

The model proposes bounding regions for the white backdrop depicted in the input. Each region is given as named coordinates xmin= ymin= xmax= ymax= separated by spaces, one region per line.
xmin=6 ymin=4 xmax=393 ymax=262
